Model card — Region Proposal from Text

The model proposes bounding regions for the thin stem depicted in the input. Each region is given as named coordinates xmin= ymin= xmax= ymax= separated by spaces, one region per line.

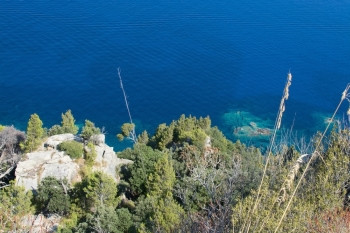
xmin=118 ymin=68 xmax=134 ymax=125
xmin=117 ymin=68 xmax=137 ymax=143
xmin=273 ymin=83 xmax=349 ymax=233
xmin=243 ymin=72 xmax=292 ymax=233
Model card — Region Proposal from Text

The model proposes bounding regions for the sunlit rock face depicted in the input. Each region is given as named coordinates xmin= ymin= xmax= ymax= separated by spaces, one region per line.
xmin=15 ymin=134 xmax=131 ymax=191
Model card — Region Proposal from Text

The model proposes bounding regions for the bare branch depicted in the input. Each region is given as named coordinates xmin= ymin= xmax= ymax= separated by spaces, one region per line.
xmin=117 ymin=68 xmax=137 ymax=144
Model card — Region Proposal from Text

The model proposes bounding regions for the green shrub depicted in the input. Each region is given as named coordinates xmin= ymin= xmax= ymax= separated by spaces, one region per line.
xmin=36 ymin=177 xmax=71 ymax=215
xmin=84 ymin=142 xmax=97 ymax=167
xmin=58 ymin=141 xmax=83 ymax=159
xmin=48 ymin=124 xmax=64 ymax=136
xmin=81 ymin=120 xmax=101 ymax=141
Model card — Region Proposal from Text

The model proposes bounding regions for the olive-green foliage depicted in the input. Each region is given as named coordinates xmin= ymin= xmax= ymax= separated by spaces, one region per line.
xmin=61 ymin=110 xmax=79 ymax=134
xmin=58 ymin=140 xmax=83 ymax=159
xmin=75 ymin=206 xmax=132 ymax=233
xmin=0 ymin=124 xmax=5 ymax=132
xmin=48 ymin=110 xmax=79 ymax=136
xmin=149 ymin=123 xmax=174 ymax=150
xmin=84 ymin=142 xmax=97 ymax=167
xmin=36 ymin=177 xmax=71 ymax=215
xmin=232 ymin=129 xmax=350 ymax=233
xmin=24 ymin=113 xmax=44 ymax=152
xmin=0 ymin=181 xmax=34 ymax=231
xmin=57 ymin=207 xmax=80 ymax=233
xmin=134 ymin=154 xmax=184 ymax=232
xmin=48 ymin=124 xmax=64 ymax=136
xmin=137 ymin=130 xmax=149 ymax=144
xmin=303 ymin=129 xmax=350 ymax=210
xmin=149 ymin=114 xmax=211 ymax=150
xmin=117 ymin=123 xmax=135 ymax=141
xmin=80 ymin=172 xmax=118 ymax=210
xmin=118 ymin=144 xmax=164 ymax=197
xmin=81 ymin=120 xmax=101 ymax=141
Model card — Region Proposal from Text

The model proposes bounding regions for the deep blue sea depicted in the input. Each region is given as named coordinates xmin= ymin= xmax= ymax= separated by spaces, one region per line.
xmin=1 ymin=1 xmax=349 ymax=151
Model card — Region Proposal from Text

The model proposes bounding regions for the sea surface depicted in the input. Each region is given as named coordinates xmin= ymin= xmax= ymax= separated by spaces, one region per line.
xmin=1 ymin=1 xmax=349 ymax=151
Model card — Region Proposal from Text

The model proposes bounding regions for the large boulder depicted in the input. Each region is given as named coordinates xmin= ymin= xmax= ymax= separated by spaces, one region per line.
xmin=90 ymin=134 xmax=105 ymax=146
xmin=44 ymin=133 xmax=82 ymax=149
xmin=92 ymin=143 xmax=132 ymax=181
xmin=15 ymin=150 xmax=80 ymax=191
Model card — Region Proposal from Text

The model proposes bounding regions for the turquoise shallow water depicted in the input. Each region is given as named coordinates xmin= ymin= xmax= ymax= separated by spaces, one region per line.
xmin=0 ymin=1 xmax=349 ymax=151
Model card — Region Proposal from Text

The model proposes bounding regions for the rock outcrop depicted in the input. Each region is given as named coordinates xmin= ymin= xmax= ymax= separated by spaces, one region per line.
xmin=16 ymin=134 xmax=131 ymax=191
xmin=44 ymin=133 xmax=82 ymax=149
xmin=16 ymin=150 xmax=80 ymax=191
xmin=20 ymin=214 xmax=61 ymax=233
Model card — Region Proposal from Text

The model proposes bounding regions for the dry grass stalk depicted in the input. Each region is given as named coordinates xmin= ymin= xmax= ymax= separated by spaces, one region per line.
xmin=242 ymin=72 xmax=292 ymax=233
xmin=273 ymin=83 xmax=350 ymax=233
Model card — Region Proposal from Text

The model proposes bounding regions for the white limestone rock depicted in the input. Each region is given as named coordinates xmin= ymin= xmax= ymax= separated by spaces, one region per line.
xmin=15 ymin=150 xmax=80 ymax=191
xmin=92 ymin=143 xmax=132 ymax=182
xmin=44 ymin=133 xmax=82 ymax=149
xmin=15 ymin=134 xmax=131 ymax=191
xmin=91 ymin=134 xmax=105 ymax=146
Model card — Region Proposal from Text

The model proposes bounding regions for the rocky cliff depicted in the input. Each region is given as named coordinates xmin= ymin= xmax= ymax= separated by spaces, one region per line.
xmin=15 ymin=134 xmax=131 ymax=191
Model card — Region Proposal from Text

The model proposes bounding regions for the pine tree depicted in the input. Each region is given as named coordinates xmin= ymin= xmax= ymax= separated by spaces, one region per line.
xmin=81 ymin=120 xmax=101 ymax=141
xmin=36 ymin=177 xmax=71 ymax=215
xmin=0 ymin=181 xmax=34 ymax=231
xmin=82 ymin=172 xmax=118 ymax=210
xmin=24 ymin=113 xmax=44 ymax=152
xmin=141 ymin=154 xmax=184 ymax=232
xmin=61 ymin=110 xmax=78 ymax=135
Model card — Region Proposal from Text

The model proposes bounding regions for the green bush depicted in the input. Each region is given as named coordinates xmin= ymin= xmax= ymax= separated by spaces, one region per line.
xmin=48 ymin=124 xmax=64 ymax=136
xmin=81 ymin=120 xmax=101 ymax=141
xmin=84 ymin=142 xmax=97 ymax=166
xmin=58 ymin=141 xmax=83 ymax=159
xmin=36 ymin=177 xmax=71 ymax=215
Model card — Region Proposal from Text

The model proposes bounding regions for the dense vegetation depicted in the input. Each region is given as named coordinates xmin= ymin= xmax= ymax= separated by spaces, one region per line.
xmin=1 ymin=107 xmax=350 ymax=232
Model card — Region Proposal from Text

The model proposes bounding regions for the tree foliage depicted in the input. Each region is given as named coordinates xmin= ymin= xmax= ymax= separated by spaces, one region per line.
xmin=232 ymin=129 xmax=350 ymax=233
xmin=24 ymin=113 xmax=44 ymax=152
xmin=81 ymin=120 xmax=101 ymax=141
xmin=0 ymin=181 xmax=34 ymax=231
xmin=35 ymin=176 xmax=71 ymax=216
xmin=84 ymin=142 xmax=97 ymax=167
xmin=117 ymin=123 xmax=135 ymax=141
xmin=58 ymin=140 xmax=84 ymax=159
xmin=134 ymin=154 xmax=184 ymax=233
xmin=48 ymin=110 xmax=79 ymax=136
xmin=0 ymin=126 xmax=26 ymax=186
xmin=61 ymin=110 xmax=79 ymax=135
xmin=118 ymin=144 xmax=164 ymax=198
xmin=79 ymin=172 xmax=118 ymax=210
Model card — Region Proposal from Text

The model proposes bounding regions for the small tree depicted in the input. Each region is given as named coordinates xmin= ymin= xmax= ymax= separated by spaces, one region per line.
xmin=36 ymin=176 xmax=71 ymax=216
xmin=77 ymin=206 xmax=132 ymax=233
xmin=0 ymin=181 xmax=34 ymax=231
xmin=81 ymin=172 xmax=118 ymax=210
xmin=61 ymin=110 xmax=79 ymax=135
xmin=0 ymin=126 xmax=26 ymax=187
xmin=48 ymin=124 xmax=64 ymax=136
xmin=81 ymin=120 xmax=101 ymax=141
xmin=116 ymin=123 xmax=137 ymax=143
xmin=135 ymin=154 xmax=184 ymax=232
xmin=24 ymin=113 xmax=44 ymax=152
